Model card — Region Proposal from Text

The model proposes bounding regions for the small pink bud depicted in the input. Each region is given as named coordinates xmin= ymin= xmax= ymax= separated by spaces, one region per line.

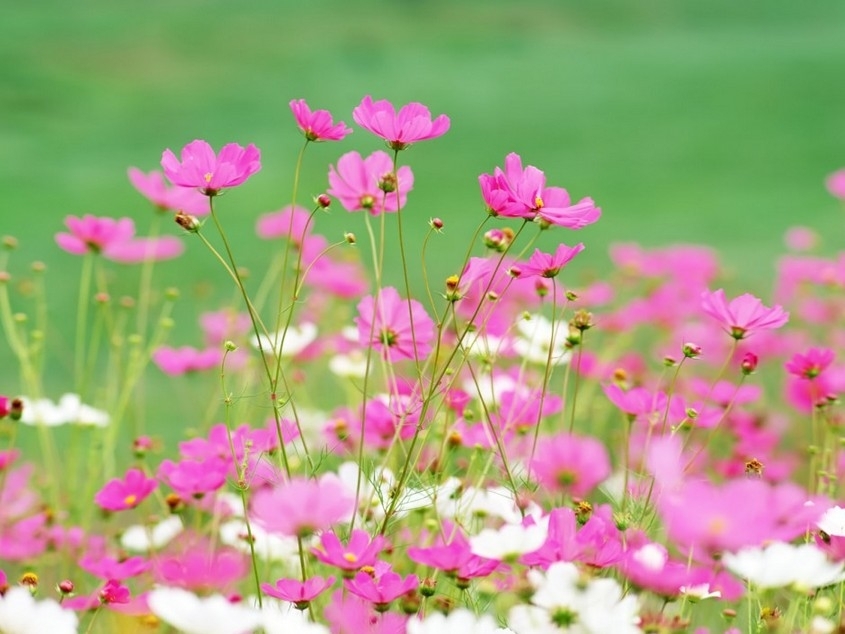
xmin=741 ymin=352 xmax=758 ymax=375
xmin=430 ymin=217 xmax=444 ymax=230
xmin=682 ymin=342 xmax=702 ymax=358
xmin=508 ymin=266 xmax=522 ymax=278
xmin=58 ymin=580 xmax=74 ymax=595
xmin=315 ymin=194 xmax=331 ymax=209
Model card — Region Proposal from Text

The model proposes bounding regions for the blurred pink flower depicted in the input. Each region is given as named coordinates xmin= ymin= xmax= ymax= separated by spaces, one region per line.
xmin=261 ymin=575 xmax=335 ymax=606
xmin=356 ymin=286 xmax=435 ymax=362
xmin=785 ymin=347 xmax=835 ymax=380
xmin=79 ymin=553 xmax=149 ymax=581
xmin=255 ymin=205 xmax=312 ymax=243
xmin=827 ymin=169 xmax=845 ymax=200
xmin=251 ymin=475 xmax=355 ymax=537
xmin=155 ymin=542 xmax=247 ymax=592
xmin=158 ymin=456 xmax=229 ymax=499
xmin=344 ymin=562 xmax=418 ymax=608
xmin=700 ymin=288 xmax=789 ymax=340
xmin=152 ymin=346 xmax=223 ymax=376
xmin=328 ymin=151 xmax=414 ymax=215
xmin=520 ymin=242 xmax=585 ymax=278
xmin=353 ymin=96 xmax=449 ymax=150
xmin=55 ymin=215 xmax=135 ymax=256
xmin=104 ymin=236 xmax=184 ymax=264
xmin=127 ymin=168 xmax=210 ymax=215
xmin=312 ymin=530 xmax=387 ymax=575
xmin=161 ymin=139 xmax=261 ymax=196
xmin=290 ymin=99 xmax=352 ymax=142
xmin=94 ymin=468 xmax=157 ymax=512
xmin=529 ymin=433 xmax=611 ymax=498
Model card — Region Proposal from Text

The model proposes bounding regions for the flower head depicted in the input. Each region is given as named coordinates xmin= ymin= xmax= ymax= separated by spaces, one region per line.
xmin=148 ymin=587 xmax=262 ymax=634
xmin=700 ymin=288 xmax=789 ymax=339
xmin=94 ymin=467 xmax=158 ymax=512
xmin=356 ymin=287 xmax=435 ymax=362
xmin=290 ymin=99 xmax=352 ymax=142
xmin=353 ymin=96 xmax=449 ymax=150
xmin=723 ymin=542 xmax=845 ymax=590
xmin=55 ymin=215 xmax=135 ymax=256
xmin=520 ymin=243 xmax=585 ymax=278
xmin=161 ymin=139 xmax=261 ymax=196
xmin=127 ymin=167 xmax=210 ymax=214
xmin=328 ymin=151 xmax=414 ymax=215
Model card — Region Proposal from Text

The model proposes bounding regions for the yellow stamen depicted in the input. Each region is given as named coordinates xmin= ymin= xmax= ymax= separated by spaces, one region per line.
xmin=204 ymin=172 xmax=213 ymax=183
xmin=124 ymin=494 xmax=138 ymax=507
xmin=343 ymin=552 xmax=358 ymax=563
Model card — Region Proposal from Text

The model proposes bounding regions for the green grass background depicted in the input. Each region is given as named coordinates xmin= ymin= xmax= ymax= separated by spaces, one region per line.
xmin=1 ymin=0 xmax=844 ymax=414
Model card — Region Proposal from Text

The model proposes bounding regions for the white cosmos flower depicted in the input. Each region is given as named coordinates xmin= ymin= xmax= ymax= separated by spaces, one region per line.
xmin=407 ymin=608 xmax=506 ymax=634
xmin=121 ymin=516 xmax=183 ymax=552
xmin=0 ymin=587 xmax=78 ymax=634
xmin=438 ymin=485 xmax=536 ymax=524
xmin=679 ymin=583 xmax=721 ymax=601
xmin=723 ymin=542 xmax=845 ymax=590
xmin=250 ymin=322 xmax=317 ymax=357
xmin=220 ymin=519 xmax=301 ymax=564
xmin=259 ymin=600 xmax=330 ymax=634
xmin=513 ymin=314 xmax=569 ymax=365
xmin=818 ymin=505 xmax=845 ymax=537
xmin=508 ymin=562 xmax=641 ymax=634
xmin=328 ymin=349 xmax=368 ymax=378
xmin=470 ymin=519 xmax=548 ymax=561
xmin=20 ymin=393 xmax=109 ymax=427
xmin=148 ymin=587 xmax=262 ymax=634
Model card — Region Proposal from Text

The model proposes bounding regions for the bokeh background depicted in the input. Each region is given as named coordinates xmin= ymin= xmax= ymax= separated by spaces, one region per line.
xmin=1 ymin=0 xmax=844 ymax=402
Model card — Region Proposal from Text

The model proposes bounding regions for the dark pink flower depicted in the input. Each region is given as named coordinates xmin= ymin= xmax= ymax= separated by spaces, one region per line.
xmin=94 ymin=467 xmax=157 ymax=511
xmin=519 ymin=243 xmax=585 ymax=278
xmin=700 ymin=289 xmax=789 ymax=339
xmin=261 ymin=575 xmax=335 ymax=607
xmin=104 ymin=236 xmax=184 ymax=264
xmin=356 ymin=287 xmax=435 ymax=362
xmin=55 ymin=215 xmax=135 ymax=256
xmin=152 ymin=346 xmax=223 ymax=376
xmin=99 ymin=579 xmax=131 ymax=605
xmin=290 ymin=99 xmax=352 ymax=142
xmin=312 ymin=530 xmax=388 ymax=575
xmin=127 ymin=168 xmax=210 ymax=215
xmin=529 ymin=433 xmax=611 ymax=498
xmin=79 ymin=554 xmax=150 ymax=580
xmin=352 ymin=96 xmax=449 ymax=150
xmin=785 ymin=347 xmax=835 ymax=380
xmin=161 ymin=139 xmax=261 ymax=196
xmin=157 ymin=456 xmax=229 ymax=499
xmin=0 ymin=396 xmax=8 ymax=419
xmin=250 ymin=475 xmax=355 ymax=537
xmin=327 ymin=151 xmax=414 ymax=215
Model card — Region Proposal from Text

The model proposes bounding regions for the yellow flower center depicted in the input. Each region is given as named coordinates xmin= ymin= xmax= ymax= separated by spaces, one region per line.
xmin=124 ymin=494 xmax=138 ymax=507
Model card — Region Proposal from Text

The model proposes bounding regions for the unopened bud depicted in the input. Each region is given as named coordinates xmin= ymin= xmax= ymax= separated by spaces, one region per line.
xmin=344 ymin=232 xmax=356 ymax=245
xmin=175 ymin=211 xmax=201 ymax=233
xmin=663 ymin=355 xmax=678 ymax=367
xmin=165 ymin=287 xmax=179 ymax=300
xmin=535 ymin=279 xmax=549 ymax=298
xmin=31 ymin=261 xmax=46 ymax=273
xmin=120 ymin=296 xmax=135 ymax=310
xmin=378 ymin=172 xmax=397 ymax=193
xmin=429 ymin=217 xmax=443 ymax=231
xmin=420 ymin=578 xmax=437 ymax=597
xmin=682 ymin=342 xmax=702 ymax=358
xmin=10 ymin=398 xmax=23 ymax=421
xmin=507 ymin=266 xmax=522 ymax=278
xmin=95 ymin=292 xmax=110 ymax=304
xmin=741 ymin=352 xmax=758 ymax=375
xmin=315 ymin=194 xmax=331 ymax=209
xmin=57 ymin=580 xmax=74 ymax=595
xmin=2 ymin=236 xmax=17 ymax=250
xmin=224 ymin=340 xmax=237 ymax=352
xmin=133 ymin=436 xmax=154 ymax=457
xmin=0 ymin=272 xmax=9 ymax=284
xmin=565 ymin=290 xmax=579 ymax=301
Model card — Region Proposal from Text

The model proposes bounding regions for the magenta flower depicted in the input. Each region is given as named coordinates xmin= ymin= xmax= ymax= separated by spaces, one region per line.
xmin=261 ymin=575 xmax=335 ymax=608
xmin=352 ymin=95 xmax=450 ymax=150
xmin=356 ymin=286 xmax=435 ymax=362
xmin=529 ymin=433 xmax=611 ymax=498
xmin=154 ymin=542 xmax=247 ymax=592
xmin=479 ymin=153 xmax=601 ymax=229
xmin=250 ymin=475 xmax=355 ymax=537
xmin=55 ymin=215 xmax=135 ymax=256
xmin=152 ymin=346 xmax=223 ymax=376
xmin=785 ymin=347 xmax=835 ymax=380
xmin=94 ymin=467 xmax=157 ymax=511
xmin=127 ymin=168 xmax=210 ymax=215
xmin=700 ymin=289 xmax=789 ymax=339
xmin=157 ymin=456 xmax=229 ymax=499
xmin=290 ymin=99 xmax=352 ymax=142
xmin=99 ymin=579 xmax=131 ymax=605
xmin=312 ymin=529 xmax=388 ymax=576
xmin=79 ymin=554 xmax=150 ymax=581
xmin=161 ymin=139 xmax=261 ymax=196
xmin=827 ymin=169 xmax=845 ymax=200
xmin=327 ymin=151 xmax=414 ymax=215
xmin=344 ymin=563 xmax=419 ymax=609
xmin=520 ymin=242 xmax=585 ymax=278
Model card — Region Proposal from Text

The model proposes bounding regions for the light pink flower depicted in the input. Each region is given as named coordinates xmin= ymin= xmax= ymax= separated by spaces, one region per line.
xmin=55 ymin=215 xmax=135 ymax=256
xmin=352 ymin=96 xmax=449 ymax=150
xmin=312 ymin=530 xmax=388 ymax=575
xmin=327 ymin=151 xmax=414 ymax=215
xmin=827 ymin=169 xmax=845 ymax=200
xmin=255 ymin=205 xmax=312 ymax=243
xmin=152 ymin=346 xmax=223 ymax=376
xmin=250 ymin=475 xmax=355 ymax=537
xmin=701 ymin=289 xmax=789 ymax=339
xmin=104 ymin=236 xmax=184 ymax=264
xmin=261 ymin=575 xmax=335 ymax=606
xmin=158 ymin=456 xmax=229 ymax=499
xmin=290 ymin=99 xmax=352 ymax=142
xmin=356 ymin=286 xmax=435 ymax=362
xmin=94 ymin=468 xmax=157 ymax=512
xmin=529 ymin=433 xmax=611 ymax=498
xmin=519 ymin=242 xmax=585 ymax=278
xmin=344 ymin=562 xmax=419 ymax=608
xmin=127 ymin=168 xmax=210 ymax=215
xmin=79 ymin=553 xmax=150 ymax=580
xmin=785 ymin=347 xmax=835 ymax=380
xmin=154 ymin=542 xmax=247 ymax=592
xmin=161 ymin=139 xmax=261 ymax=196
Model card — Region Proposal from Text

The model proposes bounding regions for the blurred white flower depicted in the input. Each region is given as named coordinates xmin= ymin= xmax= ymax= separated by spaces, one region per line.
xmin=20 ymin=393 xmax=109 ymax=427
xmin=148 ymin=587 xmax=262 ymax=634
xmin=723 ymin=542 xmax=845 ymax=590
xmin=250 ymin=322 xmax=317 ymax=357
xmin=220 ymin=519 xmax=301 ymax=564
xmin=259 ymin=600 xmax=330 ymax=634
xmin=0 ymin=587 xmax=78 ymax=634
xmin=121 ymin=516 xmax=183 ymax=552
xmin=818 ymin=505 xmax=845 ymax=537
xmin=408 ymin=608 xmax=505 ymax=634
xmin=513 ymin=314 xmax=569 ymax=365
xmin=438 ymin=485 xmax=536 ymax=525
xmin=679 ymin=583 xmax=721 ymax=601
xmin=328 ymin=349 xmax=368 ymax=378
xmin=470 ymin=519 xmax=548 ymax=561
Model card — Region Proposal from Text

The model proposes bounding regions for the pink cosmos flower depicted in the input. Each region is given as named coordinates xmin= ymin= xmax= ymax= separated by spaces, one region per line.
xmin=127 ymin=168 xmax=210 ymax=215
xmin=255 ymin=205 xmax=312 ymax=243
xmin=312 ymin=530 xmax=388 ymax=576
xmin=827 ymin=169 xmax=845 ymax=200
xmin=700 ymin=289 xmax=789 ymax=339
xmin=94 ymin=468 xmax=158 ymax=512
xmin=785 ymin=347 xmax=835 ymax=380
xmin=290 ymin=99 xmax=352 ymax=142
xmin=328 ymin=151 xmax=414 ymax=215
xmin=155 ymin=542 xmax=247 ymax=592
xmin=519 ymin=243 xmax=585 ymax=278
xmin=0 ymin=396 xmax=8 ymax=419
xmin=261 ymin=575 xmax=335 ymax=607
xmin=79 ymin=553 xmax=150 ymax=581
xmin=356 ymin=286 xmax=435 ymax=362
xmin=105 ymin=236 xmax=184 ymax=264
xmin=529 ymin=433 xmax=611 ymax=498
xmin=161 ymin=139 xmax=261 ymax=196
xmin=344 ymin=562 xmax=419 ymax=608
xmin=250 ymin=475 xmax=355 ymax=537
xmin=352 ymin=96 xmax=450 ymax=150
xmin=199 ymin=309 xmax=252 ymax=346
xmin=157 ymin=456 xmax=229 ymax=499
xmin=152 ymin=346 xmax=223 ymax=376
xmin=55 ymin=215 xmax=135 ymax=256
xmin=479 ymin=153 xmax=601 ymax=229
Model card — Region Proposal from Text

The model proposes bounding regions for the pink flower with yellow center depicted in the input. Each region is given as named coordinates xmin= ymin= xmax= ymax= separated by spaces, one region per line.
xmin=94 ymin=467 xmax=157 ymax=512
xmin=161 ymin=139 xmax=261 ymax=196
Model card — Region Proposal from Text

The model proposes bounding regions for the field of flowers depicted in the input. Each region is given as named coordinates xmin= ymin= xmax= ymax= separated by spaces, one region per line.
xmin=1 ymin=94 xmax=845 ymax=633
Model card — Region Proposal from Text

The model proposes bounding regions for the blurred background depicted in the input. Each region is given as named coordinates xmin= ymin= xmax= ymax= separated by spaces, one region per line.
xmin=1 ymin=0 xmax=844 ymax=404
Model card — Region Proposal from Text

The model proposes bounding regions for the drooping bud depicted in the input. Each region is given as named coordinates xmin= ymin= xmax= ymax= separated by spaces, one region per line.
xmin=174 ymin=211 xmax=201 ymax=233
xmin=57 ymin=580 xmax=74 ymax=596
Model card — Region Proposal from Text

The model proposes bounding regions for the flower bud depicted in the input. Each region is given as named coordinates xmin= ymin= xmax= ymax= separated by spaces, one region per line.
xmin=31 ymin=261 xmax=46 ymax=273
xmin=344 ymin=232 xmax=356 ymax=245
xmin=10 ymin=398 xmax=23 ymax=421
xmin=378 ymin=172 xmax=397 ymax=193
xmin=57 ymin=580 xmax=74 ymax=596
xmin=175 ymin=211 xmax=201 ymax=233
xmin=429 ymin=217 xmax=443 ymax=231
xmin=315 ymin=194 xmax=331 ymax=209
xmin=571 ymin=309 xmax=594 ymax=332
xmin=507 ymin=266 xmax=522 ymax=278
xmin=2 ymin=236 xmax=17 ymax=250
xmin=741 ymin=352 xmax=758 ymax=375
xmin=682 ymin=342 xmax=702 ymax=358
xmin=224 ymin=340 xmax=237 ymax=352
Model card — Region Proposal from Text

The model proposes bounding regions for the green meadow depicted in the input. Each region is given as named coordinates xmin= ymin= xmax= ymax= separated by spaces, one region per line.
xmin=1 ymin=0 xmax=844 ymax=424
